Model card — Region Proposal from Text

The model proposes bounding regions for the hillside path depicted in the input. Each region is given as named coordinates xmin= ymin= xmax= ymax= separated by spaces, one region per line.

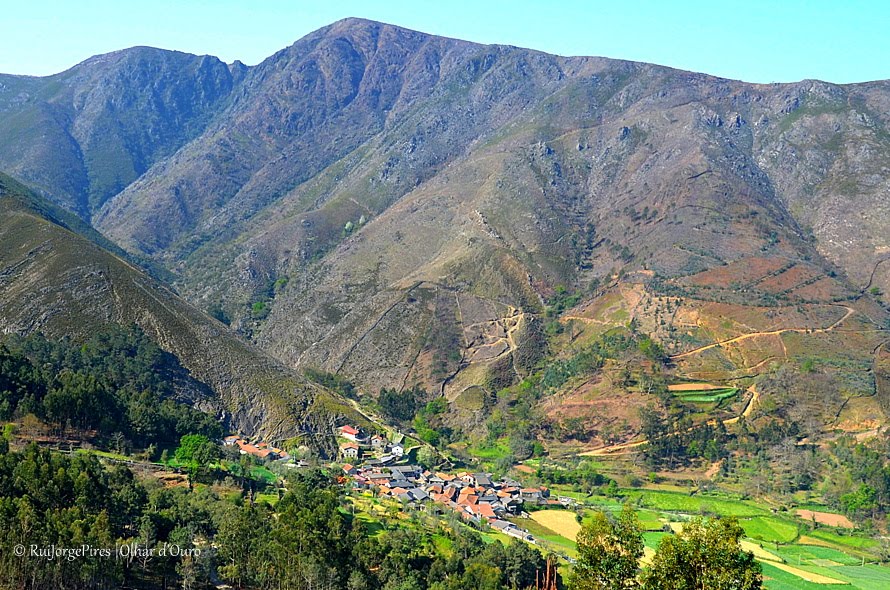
xmin=578 ymin=385 xmax=760 ymax=457
xmin=670 ymin=306 xmax=855 ymax=360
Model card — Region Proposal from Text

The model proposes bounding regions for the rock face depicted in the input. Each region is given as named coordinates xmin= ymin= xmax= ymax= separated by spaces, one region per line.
xmin=0 ymin=174 xmax=360 ymax=446
xmin=1 ymin=19 xmax=889 ymax=399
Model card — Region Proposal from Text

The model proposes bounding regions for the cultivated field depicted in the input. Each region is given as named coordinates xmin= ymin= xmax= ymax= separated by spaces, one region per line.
xmin=528 ymin=486 xmax=888 ymax=590
xmin=530 ymin=509 xmax=581 ymax=541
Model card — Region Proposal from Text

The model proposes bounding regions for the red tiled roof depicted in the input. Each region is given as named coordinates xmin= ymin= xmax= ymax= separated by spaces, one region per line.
xmin=458 ymin=494 xmax=479 ymax=506
xmin=341 ymin=442 xmax=359 ymax=450
xmin=340 ymin=425 xmax=359 ymax=436
xmin=474 ymin=504 xmax=496 ymax=518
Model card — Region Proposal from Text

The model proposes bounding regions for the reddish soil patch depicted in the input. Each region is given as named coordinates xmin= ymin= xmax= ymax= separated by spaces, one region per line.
xmin=682 ymin=257 xmax=786 ymax=288
xmin=667 ymin=383 xmax=722 ymax=391
xmin=789 ymin=276 xmax=850 ymax=301
xmin=756 ymin=264 xmax=819 ymax=294
xmin=795 ymin=510 xmax=855 ymax=529
xmin=514 ymin=464 xmax=535 ymax=474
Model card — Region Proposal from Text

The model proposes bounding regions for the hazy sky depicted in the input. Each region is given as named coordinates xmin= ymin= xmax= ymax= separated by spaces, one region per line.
xmin=2 ymin=0 xmax=888 ymax=83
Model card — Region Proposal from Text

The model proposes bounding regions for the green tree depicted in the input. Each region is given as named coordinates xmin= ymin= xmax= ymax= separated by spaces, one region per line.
xmin=417 ymin=446 xmax=437 ymax=469
xmin=573 ymin=504 xmax=643 ymax=589
xmin=175 ymin=434 xmax=220 ymax=483
xmin=504 ymin=539 xmax=546 ymax=589
xmin=175 ymin=434 xmax=219 ymax=466
xmin=642 ymin=517 xmax=761 ymax=590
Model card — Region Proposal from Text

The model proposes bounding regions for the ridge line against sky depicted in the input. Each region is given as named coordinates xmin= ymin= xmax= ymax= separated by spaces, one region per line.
xmin=2 ymin=0 xmax=889 ymax=84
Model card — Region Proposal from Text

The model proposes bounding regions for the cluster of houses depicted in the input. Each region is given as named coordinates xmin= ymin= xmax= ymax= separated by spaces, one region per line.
xmin=342 ymin=461 xmax=565 ymax=542
xmin=223 ymin=435 xmax=291 ymax=462
xmin=338 ymin=425 xmax=406 ymax=465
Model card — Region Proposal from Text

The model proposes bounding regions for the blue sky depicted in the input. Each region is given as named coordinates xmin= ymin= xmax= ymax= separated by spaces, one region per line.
xmin=2 ymin=0 xmax=888 ymax=83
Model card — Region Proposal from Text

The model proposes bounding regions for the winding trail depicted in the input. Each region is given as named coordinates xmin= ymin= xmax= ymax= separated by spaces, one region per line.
xmin=670 ymin=306 xmax=855 ymax=360
xmin=579 ymin=385 xmax=761 ymax=457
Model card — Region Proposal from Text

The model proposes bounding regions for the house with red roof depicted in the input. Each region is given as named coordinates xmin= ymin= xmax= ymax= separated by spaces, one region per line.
xmin=339 ymin=425 xmax=361 ymax=442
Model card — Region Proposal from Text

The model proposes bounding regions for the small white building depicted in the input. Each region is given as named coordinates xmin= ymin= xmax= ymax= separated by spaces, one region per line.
xmin=339 ymin=425 xmax=361 ymax=442
xmin=340 ymin=443 xmax=360 ymax=459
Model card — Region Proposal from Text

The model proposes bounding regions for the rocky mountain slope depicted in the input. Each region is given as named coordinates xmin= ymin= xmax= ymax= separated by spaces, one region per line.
xmin=0 ymin=47 xmax=243 ymax=219
xmin=1 ymin=19 xmax=888 ymax=433
xmin=0 ymin=173 xmax=360 ymax=446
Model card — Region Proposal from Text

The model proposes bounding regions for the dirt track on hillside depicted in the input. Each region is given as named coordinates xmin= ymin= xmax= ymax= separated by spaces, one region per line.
xmin=579 ymin=385 xmax=760 ymax=456
xmin=670 ymin=306 xmax=855 ymax=360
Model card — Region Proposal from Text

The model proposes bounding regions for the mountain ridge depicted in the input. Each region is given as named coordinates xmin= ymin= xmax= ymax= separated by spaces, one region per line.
xmin=1 ymin=19 xmax=888 ymax=442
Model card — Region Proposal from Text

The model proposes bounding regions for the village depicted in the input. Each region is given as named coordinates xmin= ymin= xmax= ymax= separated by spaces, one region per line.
xmin=218 ymin=424 xmax=579 ymax=548
xmin=336 ymin=424 xmax=577 ymax=545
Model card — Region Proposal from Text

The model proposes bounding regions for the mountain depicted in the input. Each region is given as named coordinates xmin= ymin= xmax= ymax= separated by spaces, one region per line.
xmin=0 ymin=173 xmax=360 ymax=446
xmin=1 ymin=19 xmax=888 ymax=442
xmin=0 ymin=47 xmax=244 ymax=219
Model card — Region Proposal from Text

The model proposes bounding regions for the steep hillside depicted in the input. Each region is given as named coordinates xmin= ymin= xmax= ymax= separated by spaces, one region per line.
xmin=89 ymin=20 xmax=889 ymax=396
xmin=1 ymin=20 xmax=888 ymax=440
xmin=0 ymin=173 xmax=360 ymax=447
xmin=0 ymin=47 xmax=243 ymax=218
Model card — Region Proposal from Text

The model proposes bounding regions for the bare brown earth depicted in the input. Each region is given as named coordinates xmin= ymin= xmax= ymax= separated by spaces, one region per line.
xmin=667 ymin=383 xmax=723 ymax=391
xmin=795 ymin=510 xmax=855 ymax=529
xmin=670 ymin=306 xmax=855 ymax=360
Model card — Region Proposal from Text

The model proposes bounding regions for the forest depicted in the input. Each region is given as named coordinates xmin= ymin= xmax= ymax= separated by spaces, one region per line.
xmin=0 ymin=327 xmax=222 ymax=452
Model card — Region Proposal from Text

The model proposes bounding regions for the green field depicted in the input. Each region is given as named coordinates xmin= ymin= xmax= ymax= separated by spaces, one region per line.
xmin=777 ymin=544 xmax=862 ymax=566
xmin=466 ymin=439 xmax=512 ymax=461
xmin=831 ymin=566 xmax=890 ymax=590
xmin=642 ymin=531 xmax=670 ymax=550
xmin=634 ymin=509 xmax=667 ymax=531
xmin=759 ymin=562 xmax=837 ymax=590
xmin=673 ymin=387 xmax=740 ymax=403
xmin=250 ymin=465 xmax=277 ymax=484
xmin=623 ymin=489 xmax=769 ymax=517
xmin=807 ymin=529 xmax=879 ymax=550
xmin=741 ymin=516 xmax=799 ymax=543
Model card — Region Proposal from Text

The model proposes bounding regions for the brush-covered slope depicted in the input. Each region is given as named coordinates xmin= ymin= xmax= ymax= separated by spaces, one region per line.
xmin=0 ymin=173 xmax=359 ymax=445
xmin=85 ymin=20 xmax=889 ymax=399
xmin=2 ymin=19 xmax=888 ymax=422
xmin=0 ymin=47 xmax=243 ymax=218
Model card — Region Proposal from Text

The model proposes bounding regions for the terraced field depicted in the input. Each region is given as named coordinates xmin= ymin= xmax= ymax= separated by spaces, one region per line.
xmin=510 ymin=489 xmax=887 ymax=589
xmin=668 ymin=382 xmax=740 ymax=403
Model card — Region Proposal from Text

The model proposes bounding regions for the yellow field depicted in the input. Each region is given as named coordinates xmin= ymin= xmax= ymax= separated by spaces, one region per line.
xmin=740 ymin=540 xmax=783 ymax=562
xmin=767 ymin=562 xmax=848 ymax=584
xmin=530 ymin=510 xmax=581 ymax=541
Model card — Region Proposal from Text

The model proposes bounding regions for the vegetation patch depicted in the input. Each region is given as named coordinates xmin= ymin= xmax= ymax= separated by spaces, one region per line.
xmin=740 ymin=516 xmax=799 ymax=543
